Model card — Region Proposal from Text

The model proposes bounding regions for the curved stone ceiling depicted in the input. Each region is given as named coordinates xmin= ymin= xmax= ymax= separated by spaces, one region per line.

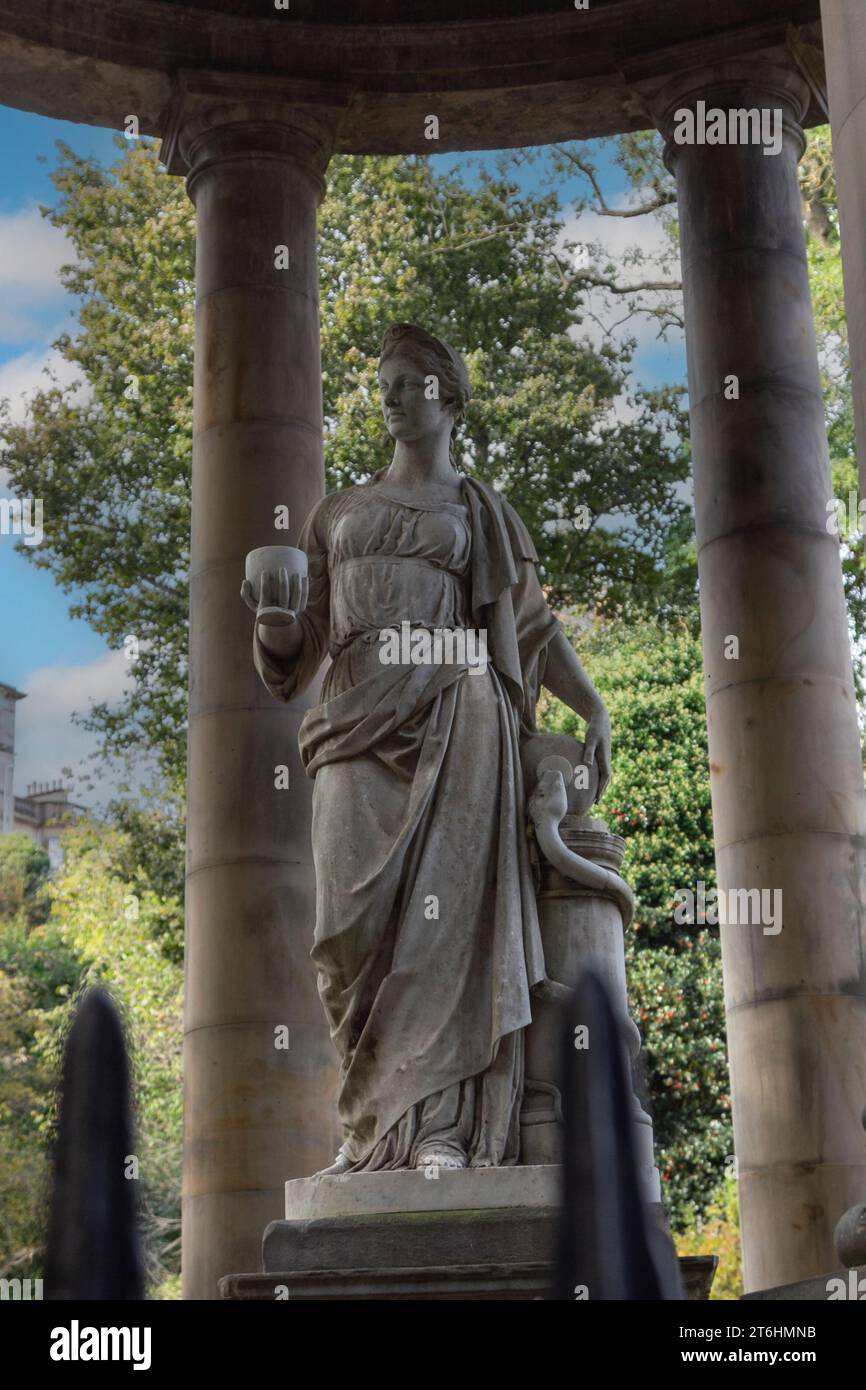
xmin=0 ymin=0 xmax=823 ymax=153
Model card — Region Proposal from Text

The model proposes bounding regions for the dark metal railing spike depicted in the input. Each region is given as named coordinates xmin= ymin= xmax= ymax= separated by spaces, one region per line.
xmin=553 ymin=969 xmax=683 ymax=1301
xmin=44 ymin=986 xmax=144 ymax=1300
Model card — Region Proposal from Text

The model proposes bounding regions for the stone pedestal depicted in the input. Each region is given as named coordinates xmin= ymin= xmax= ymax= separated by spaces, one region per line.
xmin=283 ymin=1166 xmax=558 ymax=1220
xmin=218 ymin=1168 xmax=716 ymax=1300
xmin=522 ymin=814 xmax=661 ymax=1208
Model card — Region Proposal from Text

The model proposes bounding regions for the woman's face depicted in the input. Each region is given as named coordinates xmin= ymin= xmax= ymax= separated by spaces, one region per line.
xmin=378 ymin=351 xmax=454 ymax=444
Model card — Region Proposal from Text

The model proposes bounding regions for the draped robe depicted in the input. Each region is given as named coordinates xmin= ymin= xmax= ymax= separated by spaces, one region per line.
xmin=254 ymin=472 xmax=561 ymax=1169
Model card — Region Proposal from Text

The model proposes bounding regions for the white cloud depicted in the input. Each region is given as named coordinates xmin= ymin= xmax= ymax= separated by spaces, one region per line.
xmin=552 ymin=202 xmax=686 ymax=427
xmin=0 ymin=342 xmax=85 ymax=426
xmin=559 ymin=205 xmax=684 ymax=366
xmin=562 ymin=206 xmax=674 ymax=265
xmin=0 ymin=206 xmax=72 ymax=302
xmin=0 ymin=206 xmax=76 ymax=348
xmin=11 ymin=650 xmax=134 ymax=805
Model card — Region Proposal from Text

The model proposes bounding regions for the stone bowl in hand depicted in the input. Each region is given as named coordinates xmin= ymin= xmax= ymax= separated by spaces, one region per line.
xmin=242 ymin=545 xmax=308 ymax=627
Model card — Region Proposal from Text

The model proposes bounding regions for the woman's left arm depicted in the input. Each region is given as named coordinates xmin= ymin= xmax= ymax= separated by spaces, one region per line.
xmin=541 ymin=627 xmax=611 ymax=800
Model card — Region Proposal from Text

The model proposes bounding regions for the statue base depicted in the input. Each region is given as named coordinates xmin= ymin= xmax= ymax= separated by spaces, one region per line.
xmin=218 ymin=1166 xmax=716 ymax=1301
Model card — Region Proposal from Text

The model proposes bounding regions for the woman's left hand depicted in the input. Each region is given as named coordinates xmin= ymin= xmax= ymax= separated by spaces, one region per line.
xmin=583 ymin=703 xmax=612 ymax=803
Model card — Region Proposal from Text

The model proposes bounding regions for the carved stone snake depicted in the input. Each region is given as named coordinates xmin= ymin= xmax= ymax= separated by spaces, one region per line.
xmin=528 ymin=767 xmax=635 ymax=930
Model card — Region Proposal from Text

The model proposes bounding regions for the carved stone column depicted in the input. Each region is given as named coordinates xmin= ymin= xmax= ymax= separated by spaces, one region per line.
xmin=162 ymin=82 xmax=345 ymax=1299
xmin=652 ymin=61 xmax=866 ymax=1291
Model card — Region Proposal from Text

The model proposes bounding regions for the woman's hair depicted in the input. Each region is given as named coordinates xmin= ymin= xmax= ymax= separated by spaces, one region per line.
xmin=379 ymin=322 xmax=472 ymax=470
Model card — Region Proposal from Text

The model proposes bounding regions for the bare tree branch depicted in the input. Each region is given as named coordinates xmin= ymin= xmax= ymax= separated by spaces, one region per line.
xmin=554 ymin=147 xmax=676 ymax=218
xmin=552 ymin=251 xmax=680 ymax=297
xmin=573 ymin=269 xmax=682 ymax=295
xmin=430 ymin=221 xmax=530 ymax=254
xmin=421 ymin=157 xmax=452 ymax=243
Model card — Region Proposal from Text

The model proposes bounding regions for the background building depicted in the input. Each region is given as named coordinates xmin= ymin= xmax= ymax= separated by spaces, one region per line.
xmin=0 ymin=679 xmax=83 ymax=865
xmin=0 ymin=680 xmax=25 ymax=834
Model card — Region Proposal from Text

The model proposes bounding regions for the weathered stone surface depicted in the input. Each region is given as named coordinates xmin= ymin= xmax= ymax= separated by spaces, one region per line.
xmin=285 ymin=1165 xmax=560 ymax=1221
xmin=0 ymin=2 xmax=824 ymax=154
xmin=264 ymin=1205 xmax=556 ymax=1277
xmin=181 ymin=102 xmax=341 ymax=1301
xmin=521 ymin=774 xmax=659 ymax=1206
xmin=221 ymin=1256 xmax=717 ymax=1300
xmin=653 ymin=60 xmax=866 ymax=1293
xmin=220 ymin=1199 xmax=716 ymax=1299
xmin=742 ymin=1266 xmax=866 ymax=1300
xmin=247 ymin=1163 xmax=693 ymax=1301
xmin=224 ymin=1260 xmax=551 ymax=1301
xmin=835 ymin=1205 xmax=866 ymax=1271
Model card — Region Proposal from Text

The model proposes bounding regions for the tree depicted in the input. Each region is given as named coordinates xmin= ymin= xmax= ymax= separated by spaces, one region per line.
xmin=0 ymin=834 xmax=51 ymax=926
xmin=0 ymin=845 xmax=80 ymax=1282
xmin=0 ymin=821 xmax=183 ymax=1296
xmin=800 ymin=125 xmax=866 ymax=700
xmin=562 ymin=123 xmax=866 ymax=693
xmin=1 ymin=139 xmax=692 ymax=780
xmin=0 ymin=962 xmax=54 ymax=1280
xmin=546 ymin=130 xmax=683 ymax=339
xmin=319 ymin=153 xmax=692 ymax=613
xmin=105 ymin=783 xmax=185 ymax=963
xmin=46 ymin=822 xmax=184 ymax=1294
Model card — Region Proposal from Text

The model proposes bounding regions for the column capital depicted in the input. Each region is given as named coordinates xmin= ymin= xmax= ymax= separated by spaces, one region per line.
xmin=639 ymin=59 xmax=812 ymax=171
xmin=160 ymin=70 xmax=351 ymax=201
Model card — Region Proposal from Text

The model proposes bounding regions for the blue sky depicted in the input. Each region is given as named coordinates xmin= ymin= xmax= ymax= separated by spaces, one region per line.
xmin=0 ymin=111 xmax=128 ymax=803
xmin=0 ymin=108 xmax=119 ymax=694
xmin=0 ymin=105 xmax=686 ymax=806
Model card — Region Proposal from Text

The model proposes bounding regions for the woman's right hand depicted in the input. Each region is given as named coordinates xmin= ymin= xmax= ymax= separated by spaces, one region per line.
xmin=240 ymin=566 xmax=309 ymax=657
xmin=240 ymin=566 xmax=309 ymax=624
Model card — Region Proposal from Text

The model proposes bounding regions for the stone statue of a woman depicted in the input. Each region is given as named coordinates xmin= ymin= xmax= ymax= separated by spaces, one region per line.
xmin=243 ymin=323 xmax=612 ymax=1176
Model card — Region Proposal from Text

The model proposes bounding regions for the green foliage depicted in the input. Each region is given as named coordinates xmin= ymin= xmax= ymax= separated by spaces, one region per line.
xmin=319 ymin=153 xmax=692 ymax=614
xmin=0 ymin=821 xmax=182 ymax=1294
xmin=0 ymin=895 xmax=82 ymax=1278
xmin=539 ymin=619 xmax=732 ymax=1225
xmin=105 ymin=785 xmax=186 ymax=963
xmin=0 ymin=946 xmax=58 ymax=1277
xmin=677 ymin=1174 xmax=743 ymax=1300
xmin=46 ymin=823 xmax=184 ymax=1292
xmin=801 ymin=125 xmax=866 ymax=699
xmin=0 ymin=139 xmax=692 ymax=779
xmin=627 ymin=935 xmax=730 ymax=1229
xmin=0 ymin=834 xmax=51 ymax=926
xmin=150 ymin=1271 xmax=182 ymax=1301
